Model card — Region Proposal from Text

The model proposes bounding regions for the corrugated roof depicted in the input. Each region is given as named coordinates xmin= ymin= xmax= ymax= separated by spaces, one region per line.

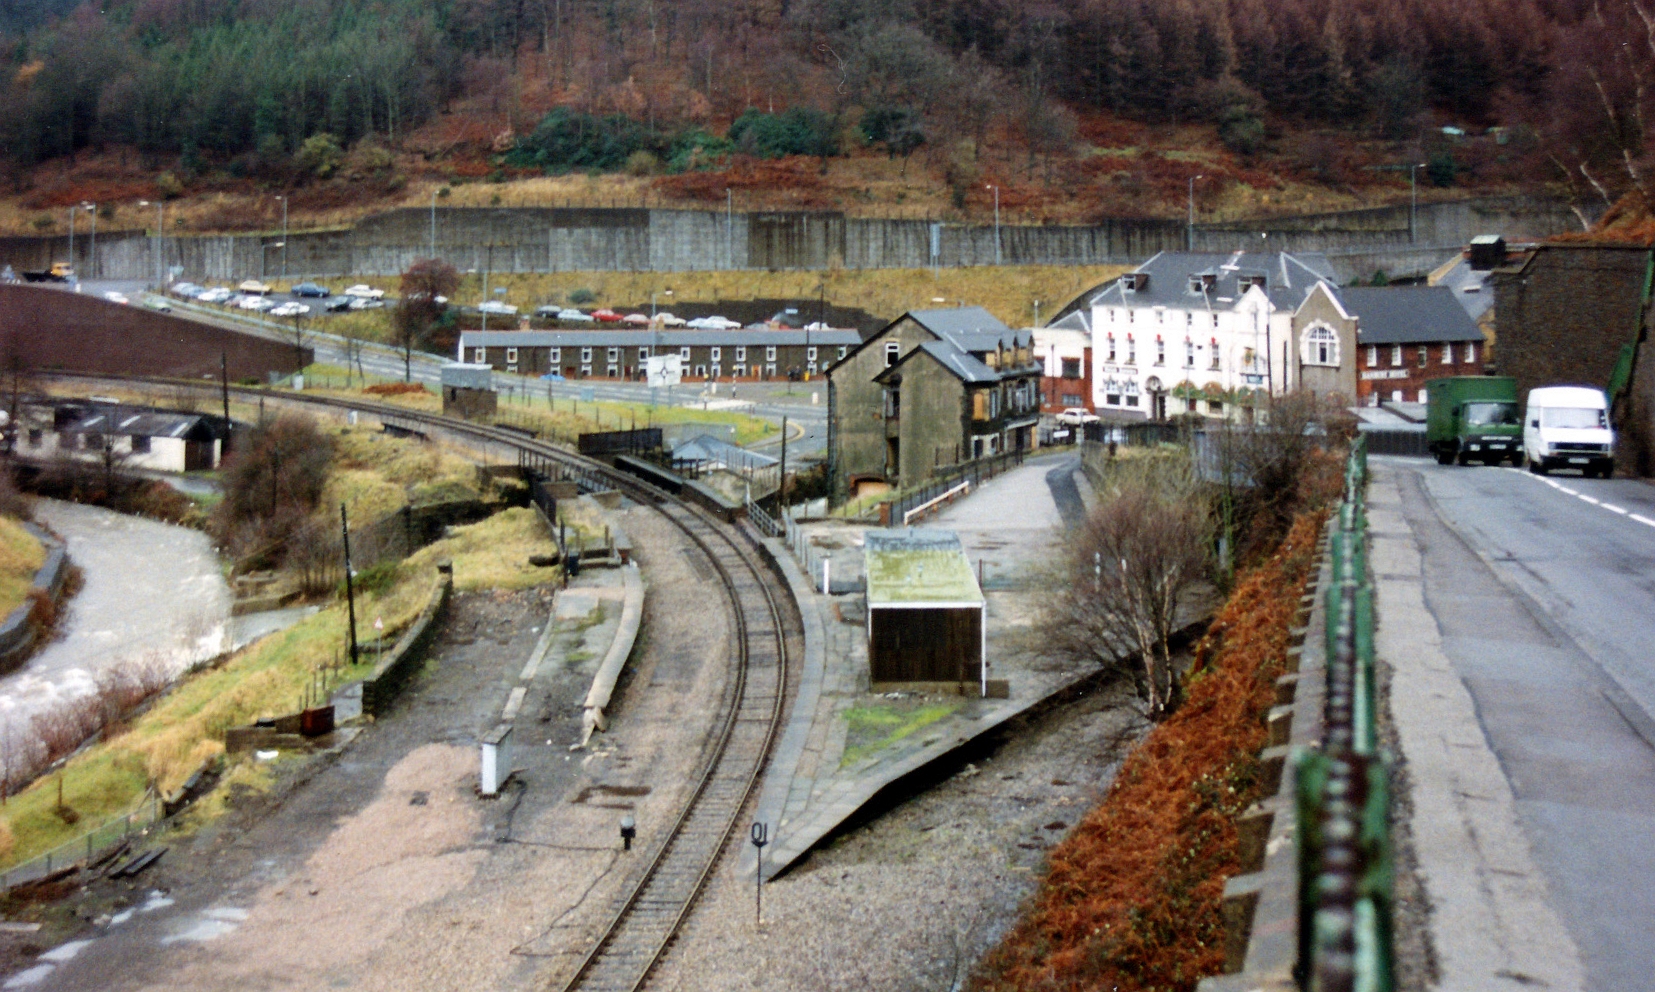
xmin=865 ymin=529 xmax=984 ymax=606
xmin=458 ymin=328 xmax=863 ymax=348
xmin=1341 ymin=286 xmax=1484 ymax=345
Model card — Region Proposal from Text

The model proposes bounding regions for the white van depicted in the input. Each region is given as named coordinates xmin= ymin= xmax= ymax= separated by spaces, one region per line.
xmin=1524 ymin=385 xmax=1615 ymax=477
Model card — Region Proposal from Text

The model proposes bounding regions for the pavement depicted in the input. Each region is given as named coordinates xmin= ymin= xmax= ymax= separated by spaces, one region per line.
xmin=1371 ymin=457 xmax=1655 ymax=991
xmin=749 ymin=450 xmax=1126 ymax=879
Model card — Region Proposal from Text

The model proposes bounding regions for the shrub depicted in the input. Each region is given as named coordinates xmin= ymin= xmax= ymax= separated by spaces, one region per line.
xmin=212 ymin=414 xmax=335 ymax=567
xmin=294 ymin=133 xmax=344 ymax=179
xmin=666 ymin=128 xmax=732 ymax=173
xmin=728 ymin=107 xmax=837 ymax=159
xmin=624 ymin=150 xmax=662 ymax=176
xmin=510 ymin=108 xmax=663 ymax=173
xmin=567 ymin=287 xmax=596 ymax=305
xmin=363 ymin=382 xmax=431 ymax=396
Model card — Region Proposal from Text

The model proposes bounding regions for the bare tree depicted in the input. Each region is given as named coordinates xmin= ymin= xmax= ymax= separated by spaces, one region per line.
xmin=1054 ymin=453 xmax=1212 ymax=719
xmin=395 ymin=258 xmax=459 ymax=382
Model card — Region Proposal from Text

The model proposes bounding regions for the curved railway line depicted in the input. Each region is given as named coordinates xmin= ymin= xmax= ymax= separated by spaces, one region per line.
xmin=35 ymin=372 xmax=798 ymax=992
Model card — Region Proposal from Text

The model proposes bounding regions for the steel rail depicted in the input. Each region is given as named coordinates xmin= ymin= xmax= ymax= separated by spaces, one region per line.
xmin=31 ymin=371 xmax=794 ymax=992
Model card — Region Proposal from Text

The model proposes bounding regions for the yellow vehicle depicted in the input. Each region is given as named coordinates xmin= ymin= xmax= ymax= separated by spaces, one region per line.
xmin=22 ymin=261 xmax=74 ymax=282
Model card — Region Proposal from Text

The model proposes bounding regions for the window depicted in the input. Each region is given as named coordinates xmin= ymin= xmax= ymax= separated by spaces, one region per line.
xmin=549 ymin=347 xmax=561 ymax=363
xmin=838 ymin=346 xmax=848 ymax=359
xmin=1184 ymin=338 xmax=1195 ymax=369
xmin=506 ymin=365 xmax=517 ymax=374
xmin=884 ymin=388 xmax=900 ymax=418
xmin=473 ymin=347 xmax=486 ymax=363
xmin=1416 ymin=345 xmax=1428 ymax=368
xmin=735 ymin=346 xmax=747 ymax=362
xmin=710 ymin=364 xmax=721 ymax=378
xmin=1155 ymin=338 xmax=1165 ymax=366
xmin=734 ymin=364 xmax=747 ymax=378
xmin=1442 ymin=344 xmax=1453 ymax=365
xmin=580 ymin=364 xmax=592 ymax=377
xmin=695 ymin=365 xmax=706 ymax=377
xmin=505 ymin=347 xmax=518 ymax=363
xmin=606 ymin=364 xmax=618 ymax=378
xmin=1303 ymin=326 xmax=1340 ymax=367
xmin=1126 ymin=337 xmax=1136 ymax=365
xmin=1208 ymin=399 xmax=1224 ymax=414
xmin=1061 ymin=358 xmax=1082 ymax=379
xmin=1366 ymin=345 xmax=1377 ymax=368
xmin=637 ymin=347 xmax=650 ymax=362
xmin=1391 ymin=345 xmax=1402 ymax=366
xmin=1209 ymin=337 xmax=1221 ymax=370
xmin=1465 ymin=341 xmax=1477 ymax=363
xmin=680 ymin=346 xmax=691 ymax=360
xmin=710 ymin=346 xmax=721 ymax=361
xmin=581 ymin=347 xmax=593 ymax=363
xmin=766 ymin=346 xmax=777 ymax=362
xmin=808 ymin=361 xmax=818 ymax=375
xmin=1107 ymin=335 xmax=1116 ymax=362
xmin=27 ymin=428 xmax=41 ymax=448
xmin=130 ymin=435 xmax=150 ymax=454
xmin=607 ymin=347 xmax=620 ymax=362
xmin=766 ymin=363 xmax=776 ymax=378
xmin=1062 ymin=393 xmax=1084 ymax=406
xmin=1211 ymin=313 xmax=1219 ymax=328
xmin=973 ymin=392 xmax=988 ymax=420
xmin=807 ymin=346 xmax=818 ymax=361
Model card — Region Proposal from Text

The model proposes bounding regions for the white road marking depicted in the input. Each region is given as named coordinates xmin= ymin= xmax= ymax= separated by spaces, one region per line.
xmin=1603 ymin=504 xmax=1629 ymax=514
xmin=1558 ymin=486 xmax=1579 ymax=495
xmin=1633 ymin=515 xmax=1655 ymax=527
xmin=1579 ymin=495 xmax=1600 ymax=505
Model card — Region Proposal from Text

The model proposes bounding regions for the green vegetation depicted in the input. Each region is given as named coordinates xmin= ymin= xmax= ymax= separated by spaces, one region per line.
xmin=840 ymin=699 xmax=964 ymax=768
xmin=0 ymin=517 xmax=45 ymax=619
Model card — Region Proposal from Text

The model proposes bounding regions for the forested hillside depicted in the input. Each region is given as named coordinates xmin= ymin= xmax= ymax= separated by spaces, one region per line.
xmin=0 ymin=0 xmax=1651 ymax=221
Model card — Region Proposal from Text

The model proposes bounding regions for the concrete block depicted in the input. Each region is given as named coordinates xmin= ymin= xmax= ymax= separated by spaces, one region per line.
xmin=1274 ymin=673 xmax=1300 ymax=705
xmin=1266 ymin=705 xmax=1294 ymax=747
xmin=1220 ymin=872 xmax=1264 ymax=974
xmin=1235 ymin=803 xmax=1276 ymax=874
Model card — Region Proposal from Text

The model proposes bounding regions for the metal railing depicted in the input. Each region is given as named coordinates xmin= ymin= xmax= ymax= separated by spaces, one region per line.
xmin=1294 ymin=434 xmax=1395 ymax=991
xmin=884 ymin=448 xmax=1025 ymax=527
xmin=1 ymin=793 xmax=165 ymax=891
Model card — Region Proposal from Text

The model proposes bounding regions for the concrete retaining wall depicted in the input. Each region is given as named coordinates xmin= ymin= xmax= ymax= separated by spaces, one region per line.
xmin=0 ymin=525 xmax=72 ymax=674
xmin=0 ymin=197 xmax=1585 ymax=283
xmin=360 ymin=567 xmax=453 ymax=718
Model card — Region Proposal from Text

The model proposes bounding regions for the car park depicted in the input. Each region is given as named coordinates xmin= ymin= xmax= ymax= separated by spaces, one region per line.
xmin=291 ymin=282 xmax=330 ymax=297
xmin=198 ymin=287 xmax=233 ymax=303
xmin=557 ymin=308 xmax=594 ymax=322
xmin=344 ymin=284 xmax=385 ymax=299
xmin=1055 ymin=408 xmax=1101 ymax=426
xmin=238 ymin=279 xmax=273 ymax=295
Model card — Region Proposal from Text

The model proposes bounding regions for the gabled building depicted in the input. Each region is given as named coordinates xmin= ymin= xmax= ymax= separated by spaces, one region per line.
xmin=15 ymin=400 xmax=228 ymax=472
xmin=1342 ymin=286 xmax=1487 ymax=405
xmin=1032 ymin=326 xmax=1094 ymax=414
xmin=828 ymin=307 xmax=1041 ymax=501
xmin=1072 ymin=251 xmax=1357 ymax=418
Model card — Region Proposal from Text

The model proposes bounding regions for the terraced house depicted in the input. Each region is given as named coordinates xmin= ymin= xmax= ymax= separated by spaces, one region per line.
xmin=828 ymin=307 xmax=1040 ymax=502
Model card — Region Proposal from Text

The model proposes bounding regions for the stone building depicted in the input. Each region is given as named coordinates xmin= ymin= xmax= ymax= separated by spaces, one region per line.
xmin=1032 ymin=326 xmax=1095 ymax=414
xmin=828 ymin=307 xmax=1040 ymax=501
xmin=1342 ymin=286 xmax=1487 ymax=405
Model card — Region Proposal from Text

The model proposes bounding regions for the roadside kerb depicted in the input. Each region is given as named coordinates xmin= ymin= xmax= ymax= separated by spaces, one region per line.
xmin=576 ymin=567 xmax=644 ymax=746
xmin=359 ymin=565 xmax=454 ymax=717
xmin=0 ymin=524 xmax=72 ymax=673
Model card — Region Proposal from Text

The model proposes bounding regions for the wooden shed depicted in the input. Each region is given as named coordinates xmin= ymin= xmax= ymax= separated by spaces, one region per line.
xmin=864 ymin=529 xmax=986 ymax=694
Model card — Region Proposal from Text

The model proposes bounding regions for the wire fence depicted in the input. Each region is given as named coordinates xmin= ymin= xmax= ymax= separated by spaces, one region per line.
xmin=1 ymin=793 xmax=165 ymax=891
xmin=883 ymin=449 xmax=1026 ymax=527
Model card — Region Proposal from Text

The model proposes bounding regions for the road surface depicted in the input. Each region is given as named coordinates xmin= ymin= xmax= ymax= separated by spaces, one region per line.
xmin=1386 ymin=457 xmax=1655 ymax=990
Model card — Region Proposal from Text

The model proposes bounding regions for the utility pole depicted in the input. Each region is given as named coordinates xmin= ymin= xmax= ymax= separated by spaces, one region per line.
xmin=83 ymin=202 xmax=96 ymax=280
xmin=220 ymin=352 xmax=230 ymax=425
xmin=341 ymin=503 xmax=359 ymax=666
xmin=778 ymin=415 xmax=788 ymax=511
xmin=1188 ymin=175 xmax=1204 ymax=251
xmin=726 ymin=188 xmax=733 ymax=269
xmin=277 ymin=195 xmax=288 ymax=281
xmin=430 ymin=187 xmax=438 ymax=259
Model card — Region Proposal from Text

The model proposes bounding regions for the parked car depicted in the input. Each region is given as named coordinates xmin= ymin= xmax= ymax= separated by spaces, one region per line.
xmin=540 ymin=372 xmax=567 ymax=382
xmin=1055 ymin=408 xmax=1100 ymax=426
xmin=102 ymin=291 xmax=129 ymax=304
xmin=291 ymin=282 xmax=330 ymax=297
xmin=622 ymin=313 xmax=651 ymax=326
xmin=701 ymin=316 xmax=742 ymax=329
xmin=170 ymin=282 xmax=202 ymax=297
xmin=1524 ymin=385 xmax=1615 ymax=477
xmin=654 ymin=312 xmax=687 ymax=327
xmin=343 ymin=284 xmax=385 ymax=299
xmin=477 ymin=300 xmax=518 ymax=315
xmin=242 ymin=296 xmax=277 ymax=312
xmin=324 ymin=297 xmax=353 ymax=312
xmin=557 ymin=308 xmax=594 ymax=322
xmin=590 ymin=308 xmax=623 ymax=322
xmin=271 ymin=302 xmax=311 ymax=317
xmin=142 ymin=296 xmax=171 ymax=312
xmin=198 ymin=287 xmax=233 ymax=303
xmin=533 ymin=304 xmax=561 ymax=318
xmin=238 ymin=279 xmax=273 ymax=295
xmin=347 ymin=297 xmax=385 ymax=310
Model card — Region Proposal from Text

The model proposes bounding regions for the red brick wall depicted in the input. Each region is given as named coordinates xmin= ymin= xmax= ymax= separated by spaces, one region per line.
xmin=1355 ymin=340 xmax=1483 ymax=404
xmin=0 ymin=284 xmax=307 ymax=381
xmin=1041 ymin=347 xmax=1093 ymax=412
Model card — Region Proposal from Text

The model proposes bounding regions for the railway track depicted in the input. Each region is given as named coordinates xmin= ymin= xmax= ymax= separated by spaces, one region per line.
xmin=35 ymin=373 xmax=796 ymax=992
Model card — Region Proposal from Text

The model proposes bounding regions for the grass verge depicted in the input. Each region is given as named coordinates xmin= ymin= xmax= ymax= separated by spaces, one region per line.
xmin=840 ymin=699 xmax=965 ymax=768
xmin=0 ymin=518 xmax=45 ymax=620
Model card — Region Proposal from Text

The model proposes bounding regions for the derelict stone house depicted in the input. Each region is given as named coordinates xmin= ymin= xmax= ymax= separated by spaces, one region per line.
xmin=828 ymin=307 xmax=1040 ymax=502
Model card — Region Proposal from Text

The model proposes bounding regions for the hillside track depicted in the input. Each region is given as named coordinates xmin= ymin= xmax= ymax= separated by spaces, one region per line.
xmin=35 ymin=372 xmax=798 ymax=992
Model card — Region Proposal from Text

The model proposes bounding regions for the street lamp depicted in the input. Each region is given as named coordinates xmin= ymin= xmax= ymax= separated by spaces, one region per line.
xmin=261 ymin=241 xmax=285 ymax=280
xmin=1187 ymin=175 xmax=1204 ymax=251
xmin=429 ymin=187 xmax=439 ymax=259
xmin=725 ymin=188 xmax=734 ymax=269
xmin=651 ymin=289 xmax=673 ymax=381
xmin=67 ymin=205 xmax=77 ymax=286
xmin=275 ymin=195 xmax=288 ymax=281
xmin=81 ymin=202 xmax=96 ymax=281
xmin=138 ymin=199 xmax=164 ymax=289
xmin=1409 ymin=162 xmax=1426 ymax=243
xmin=986 ymin=184 xmax=1001 ymax=265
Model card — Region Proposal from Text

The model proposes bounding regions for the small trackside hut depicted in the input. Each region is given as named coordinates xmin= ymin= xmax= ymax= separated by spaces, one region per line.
xmin=864 ymin=529 xmax=987 ymax=695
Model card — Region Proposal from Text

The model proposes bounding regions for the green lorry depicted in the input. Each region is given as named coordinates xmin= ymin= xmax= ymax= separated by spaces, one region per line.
xmin=1426 ymin=376 xmax=1523 ymax=466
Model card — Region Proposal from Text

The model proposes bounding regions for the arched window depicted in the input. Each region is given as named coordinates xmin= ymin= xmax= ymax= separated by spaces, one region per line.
xmin=1302 ymin=325 xmax=1340 ymax=367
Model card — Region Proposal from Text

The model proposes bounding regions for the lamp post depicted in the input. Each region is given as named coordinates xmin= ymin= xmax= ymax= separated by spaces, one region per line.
xmin=1187 ymin=174 xmax=1204 ymax=251
xmin=725 ymin=188 xmax=733 ymax=269
xmin=651 ymin=289 xmax=672 ymax=382
xmin=82 ymin=202 xmax=96 ymax=281
xmin=430 ymin=187 xmax=439 ymax=259
xmin=986 ymin=184 xmax=1001 ymax=265
xmin=276 ymin=195 xmax=288 ymax=280
xmin=261 ymin=242 xmax=285 ymax=280
xmin=67 ymin=206 xmax=77 ymax=285
xmin=1409 ymin=162 xmax=1425 ymax=243
xmin=138 ymin=199 xmax=164 ymax=288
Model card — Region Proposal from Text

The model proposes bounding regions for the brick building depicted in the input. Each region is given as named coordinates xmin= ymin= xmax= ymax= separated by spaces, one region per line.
xmin=1032 ymin=327 xmax=1093 ymax=413
xmin=456 ymin=328 xmax=861 ymax=381
xmin=1342 ymin=286 xmax=1487 ymax=405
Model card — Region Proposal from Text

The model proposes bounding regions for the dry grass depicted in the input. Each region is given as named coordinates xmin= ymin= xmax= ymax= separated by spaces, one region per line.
xmin=403 ymin=507 xmax=562 ymax=592
xmin=0 ymin=516 xmax=46 ymax=620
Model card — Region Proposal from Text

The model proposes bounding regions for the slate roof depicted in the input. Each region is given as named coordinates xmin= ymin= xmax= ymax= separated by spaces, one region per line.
xmin=1426 ymin=255 xmax=1495 ymax=322
xmin=1052 ymin=250 xmax=1342 ymax=322
xmin=1341 ymin=286 xmax=1484 ymax=345
xmin=875 ymin=340 xmax=1002 ymax=384
xmin=459 ymin=328 xmax=862 ymax=348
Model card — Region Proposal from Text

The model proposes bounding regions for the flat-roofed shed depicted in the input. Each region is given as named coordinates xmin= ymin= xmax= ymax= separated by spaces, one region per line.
xmin=864 ymin=529 xmax=987 ymax=694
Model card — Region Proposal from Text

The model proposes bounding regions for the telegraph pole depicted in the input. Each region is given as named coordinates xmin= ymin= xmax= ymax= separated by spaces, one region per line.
xmin=342 ymin=503 xmax=359 ymax=665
